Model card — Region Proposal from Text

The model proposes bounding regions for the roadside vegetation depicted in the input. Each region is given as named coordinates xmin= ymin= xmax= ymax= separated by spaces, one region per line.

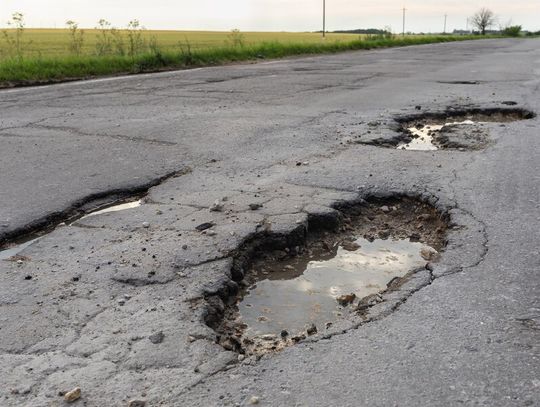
xmin=0 ymin=12 xmax=535 ymax=88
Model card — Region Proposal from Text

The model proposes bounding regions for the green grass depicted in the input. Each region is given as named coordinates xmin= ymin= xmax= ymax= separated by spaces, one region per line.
xmin=0 ymin=31 xmax=498 ymax=87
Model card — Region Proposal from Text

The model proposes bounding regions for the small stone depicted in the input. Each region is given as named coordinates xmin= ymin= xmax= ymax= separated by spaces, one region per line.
xmin=149 ymin=331 xmax=165 ymax=344
xmin=142 ymin=222 xmax=150 ymax=228
xmin=249 ymin=203 xmax=263 ymax=210
xmin=306 ymin=323 xmax=317 ymax=336
xmin=238 ymin=354 xmax=245 ymax=361
xmin=117 ymin=299 xmax=126 ymax=306
xmin=337 ymin=293 xmax=356 ymax=306
xmin=195 ymin=222 xmax=214 ymax=231
xmin=341 ymin=241 xmax=360 ymax=251
xmin=156 ymin=210 xmax=163 ymax=215
xmin=280 ymin=330 xmax=288 ymax=338
xmin=182 ymin=244 xmax=188 ymax=250
xmin=416 ymin=214 xmax=432 ymax=221
xmin=210 ymin=201 xmax=224 ymax=212
xmin=420 ymin=247 xmax=440 ymax=261
xmin=128 ymin=400 xmax=146 ymax=407
xmin=206 ymin=230 xmax=217 ymax=236
xmin=415 ymin=105 xmax=422 ymax=110
xmin=261 ymin=334 xmax=276 ymax=341
xmin=249 ymin=396 xmax=260 ymax=405
xmin=63 ymin=387 xmax=81 ymax=402
xmin=188 ymin=335 xmax=196 ymax=342
xmin=380 ymin=205 xmax=391 ymax=213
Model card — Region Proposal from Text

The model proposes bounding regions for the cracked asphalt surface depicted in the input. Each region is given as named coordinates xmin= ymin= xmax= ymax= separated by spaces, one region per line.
xmin=0 ymin=38 xmax=539 ymax=406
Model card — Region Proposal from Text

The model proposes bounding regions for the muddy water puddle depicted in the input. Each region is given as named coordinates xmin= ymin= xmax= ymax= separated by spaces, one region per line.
xmin=393 ymin=108 xmax=535 ymax=151
xmin=0 ymin=199 xmax=143 ymax=262
xmin=238 ymin=237 xmax=430 ymax=339
xmin=398 ymin=120 xmax=474 ymax=150
xmin=213 ymin=198 xmax=447 ymax=355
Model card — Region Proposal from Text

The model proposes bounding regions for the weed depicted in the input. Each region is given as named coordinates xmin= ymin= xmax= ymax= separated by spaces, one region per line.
xmin=127 ymin=20 xmax=146 ymax=61
xmin=95 ymin=19 xmax=112 ymax=55
xmin=2 ymin=12 xmax=30 ymax=61
xmin=66 ymin=20 xmax=84 ymax=55
xmin=227 ymin=29 xmax=245 ymax=47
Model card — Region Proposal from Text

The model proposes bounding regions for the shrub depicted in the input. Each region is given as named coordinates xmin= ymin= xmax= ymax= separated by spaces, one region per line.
xmin=502 ymin=25 xmax=522 ymax=37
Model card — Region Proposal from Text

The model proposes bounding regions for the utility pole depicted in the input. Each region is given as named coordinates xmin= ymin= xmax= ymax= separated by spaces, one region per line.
xmin=322 ymin=0 xmax=326 ymax=38
xmin=443 ymin=14 xmax=447 ymax=34
xmin=402 ymin=7 xmax=406 ymax=36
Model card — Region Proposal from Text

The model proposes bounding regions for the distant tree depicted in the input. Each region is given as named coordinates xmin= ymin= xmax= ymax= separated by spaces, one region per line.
xmin=471 ymin=8 xmax=495 ymax=35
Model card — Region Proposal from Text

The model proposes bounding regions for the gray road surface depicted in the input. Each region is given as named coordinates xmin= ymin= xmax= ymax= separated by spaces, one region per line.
xmin=0 ymin=39 xmax=538 ymax=406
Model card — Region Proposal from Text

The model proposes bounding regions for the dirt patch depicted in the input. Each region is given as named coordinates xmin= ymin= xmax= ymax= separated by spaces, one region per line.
xmin=205 ymin=196 xmax=448 ymax=356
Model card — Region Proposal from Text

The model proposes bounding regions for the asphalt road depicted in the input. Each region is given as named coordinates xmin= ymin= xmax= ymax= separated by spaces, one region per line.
xmin=0 ymin=39 xmax=538 ymax=406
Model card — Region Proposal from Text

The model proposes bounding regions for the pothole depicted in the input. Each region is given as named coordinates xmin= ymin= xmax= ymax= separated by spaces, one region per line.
xmin=207 ymin=196 xmax=448 ymax=355
xmin=0 ymin=198 xmax=143 ymax=261
xmin=0 ymin=168 xmax=190 ymax=261
xmin=362 ymin=107 xmax=535 ymax=151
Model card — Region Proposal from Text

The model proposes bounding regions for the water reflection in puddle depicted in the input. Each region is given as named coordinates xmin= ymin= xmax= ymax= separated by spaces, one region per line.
xmin=238 ymin=237 xmax=431 ymax=338
xmin=398 ymin=120 xmax=474 ymax=150
xmin=0 ymin=200 xmax=143 ymax=261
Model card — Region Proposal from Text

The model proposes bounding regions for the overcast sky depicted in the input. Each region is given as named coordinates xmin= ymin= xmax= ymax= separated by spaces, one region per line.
xmin=3 ymin=1 xmax=539 ymax=32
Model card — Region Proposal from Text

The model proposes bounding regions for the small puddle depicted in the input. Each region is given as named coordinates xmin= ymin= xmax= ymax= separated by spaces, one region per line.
xmin=79 ymin=200 xmax=142 ymax=220
xmin=238 ymin=237 xmax=431 ymax=339
xmin=398 ymin=120 xmax=474 ymax=150
xmin=213 ymin=197 xmax=447 ymax=355
xmin=0 ymin=199 xmax=143 ymax=262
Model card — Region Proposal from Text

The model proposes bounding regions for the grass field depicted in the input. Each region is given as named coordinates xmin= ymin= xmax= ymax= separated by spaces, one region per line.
xmin=0 ymin=28 xmax=494 ymax=87
xmin=0 ymin=29 xmax=363 ymax=57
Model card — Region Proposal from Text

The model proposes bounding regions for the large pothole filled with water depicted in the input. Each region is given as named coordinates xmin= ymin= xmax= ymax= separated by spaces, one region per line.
xmin=208 ymin=197 xmax=448 ymax=355
xmin=363 ymin=107 xmax=535 ymax=151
